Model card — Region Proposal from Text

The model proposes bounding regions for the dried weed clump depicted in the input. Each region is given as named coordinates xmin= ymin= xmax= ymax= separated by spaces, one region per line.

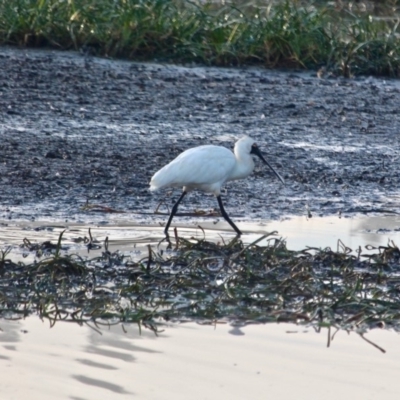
xmin=1 ymin=230 xmax=400 ymax=344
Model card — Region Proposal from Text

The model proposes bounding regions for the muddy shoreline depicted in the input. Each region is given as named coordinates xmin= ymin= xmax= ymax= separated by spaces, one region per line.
xmin=1 ymin=47 xmax=400 ymax=227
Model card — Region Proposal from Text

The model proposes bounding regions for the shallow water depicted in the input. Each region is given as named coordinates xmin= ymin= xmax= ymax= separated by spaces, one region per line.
xmin=1 ymin=214 xmax=400 ymax=261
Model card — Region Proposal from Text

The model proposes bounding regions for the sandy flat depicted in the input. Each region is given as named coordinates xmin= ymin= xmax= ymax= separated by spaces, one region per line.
xmin=0 ymin=318 xmax=399 ymax=400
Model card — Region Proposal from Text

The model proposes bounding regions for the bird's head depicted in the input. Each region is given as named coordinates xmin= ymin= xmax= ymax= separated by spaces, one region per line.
xmin=236 ymin=136 xmax=285 ymax=185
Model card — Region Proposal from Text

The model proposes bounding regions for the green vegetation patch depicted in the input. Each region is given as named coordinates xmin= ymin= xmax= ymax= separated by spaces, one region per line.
xmin=0 ymin=0 xmax=399 ymax=76
xmin=1 ymin=230 xmax=400 ymax=340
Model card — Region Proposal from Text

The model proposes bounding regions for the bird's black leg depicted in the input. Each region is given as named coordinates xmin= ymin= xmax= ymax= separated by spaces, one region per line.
xmin=216 ymin=195 xmax=242 ymax=236
xmin=164 ymin=191 xmax=187 ymax=237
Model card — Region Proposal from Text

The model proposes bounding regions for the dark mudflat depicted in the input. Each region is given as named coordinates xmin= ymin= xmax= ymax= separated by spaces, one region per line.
xmin=1 ymin=47 xmax=399 ymax=225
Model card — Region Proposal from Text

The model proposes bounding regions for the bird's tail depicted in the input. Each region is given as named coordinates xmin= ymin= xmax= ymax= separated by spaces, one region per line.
xmin=149 ymin=183 xmax=158 ymax=191
xmin=150 ymin=166 xmax=172 ymax=191
xmin=149 ymin=175 xmax=161 ymax=191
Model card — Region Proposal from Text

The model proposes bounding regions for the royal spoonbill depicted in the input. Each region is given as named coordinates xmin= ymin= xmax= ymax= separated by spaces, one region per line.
xmin=150 ymin=136 xmax=284 ymax=237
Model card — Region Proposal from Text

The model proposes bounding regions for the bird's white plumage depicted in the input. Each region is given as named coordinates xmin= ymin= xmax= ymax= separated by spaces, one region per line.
xmin=150 ymin=136 xmax=284 ymax=237
xmin=150 ymin=136 xmax=256 ymax=196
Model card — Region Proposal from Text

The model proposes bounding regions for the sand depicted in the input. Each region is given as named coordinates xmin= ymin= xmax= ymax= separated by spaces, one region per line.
xmin=1 ymin=318 xmax=399 ymax=400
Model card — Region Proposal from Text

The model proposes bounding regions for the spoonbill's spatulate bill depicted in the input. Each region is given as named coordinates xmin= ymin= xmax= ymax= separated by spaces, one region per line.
xmin=150 ymin=136 xmax=284 ymax=237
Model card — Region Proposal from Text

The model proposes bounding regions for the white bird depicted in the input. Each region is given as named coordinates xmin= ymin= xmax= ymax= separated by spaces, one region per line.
xmin=150 ymin=136 xmax=285 ymax=237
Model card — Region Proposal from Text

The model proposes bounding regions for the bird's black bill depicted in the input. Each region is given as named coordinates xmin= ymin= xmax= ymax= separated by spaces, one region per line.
xmin=251 ymin=145 xmax=285 ymax=185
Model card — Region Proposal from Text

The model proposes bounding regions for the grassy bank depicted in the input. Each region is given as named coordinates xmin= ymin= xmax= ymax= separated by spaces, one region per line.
xmin=0 ymin=0 xmax=400 ymax=76
xmin=0 ymin=1 xmax=399 ymax=75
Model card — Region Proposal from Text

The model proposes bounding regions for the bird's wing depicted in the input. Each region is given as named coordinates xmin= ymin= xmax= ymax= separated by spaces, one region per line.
xmin=151 ymin=145 xmax=236 ymax=189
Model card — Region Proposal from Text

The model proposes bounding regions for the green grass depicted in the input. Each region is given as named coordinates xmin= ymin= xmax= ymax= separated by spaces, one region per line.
xmin=0 ymin=0 xmax=399 ymax=76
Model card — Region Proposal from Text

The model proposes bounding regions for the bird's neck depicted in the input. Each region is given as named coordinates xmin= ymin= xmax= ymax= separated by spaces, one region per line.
xmin=229 ymin=156 xmax=255 ymax=181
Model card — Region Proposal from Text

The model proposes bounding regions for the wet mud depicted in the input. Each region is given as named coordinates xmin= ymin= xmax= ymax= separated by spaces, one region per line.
xmin=1 ymin=47 xmax=400 ymax=227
